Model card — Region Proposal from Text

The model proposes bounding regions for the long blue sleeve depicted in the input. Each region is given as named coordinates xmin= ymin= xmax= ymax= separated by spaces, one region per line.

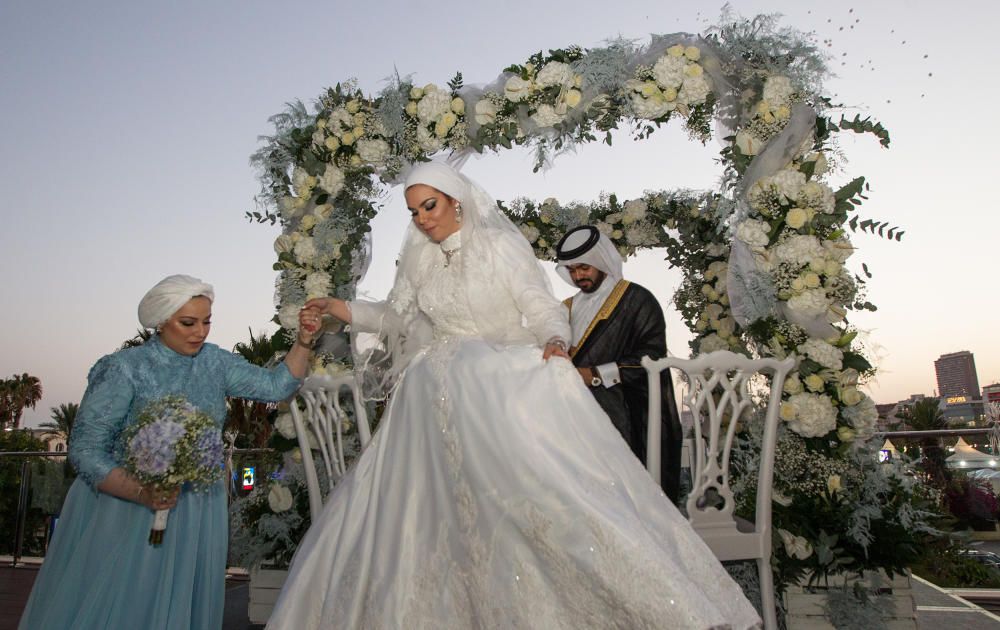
xmin=219 ymin=349 xmax=301 ymax=402
xmin=68 ymin=354 xmax=134 ymax=490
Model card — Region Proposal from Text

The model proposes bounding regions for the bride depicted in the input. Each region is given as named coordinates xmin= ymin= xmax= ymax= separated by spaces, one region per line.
xmin=267 ymin=162 xmax=760 ymax=629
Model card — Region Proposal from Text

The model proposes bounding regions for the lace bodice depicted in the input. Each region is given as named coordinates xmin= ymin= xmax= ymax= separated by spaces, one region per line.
xmin=416 ymin=232 xmax=479 ymax=337
xmin=350 ymin=228 xmax=571 ymax=347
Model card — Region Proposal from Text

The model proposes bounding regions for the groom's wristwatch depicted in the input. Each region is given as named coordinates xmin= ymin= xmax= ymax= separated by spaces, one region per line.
xmin=589 ymin=367 xmax=602 ymax=388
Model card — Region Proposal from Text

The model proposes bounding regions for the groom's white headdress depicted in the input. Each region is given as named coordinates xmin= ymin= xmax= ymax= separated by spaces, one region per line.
xmin=554 ymin=225 xmax=623 ymax=287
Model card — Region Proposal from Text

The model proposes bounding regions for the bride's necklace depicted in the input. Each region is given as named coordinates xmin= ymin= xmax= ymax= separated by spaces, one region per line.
xmin=441 ymin=244 xmax=461 ymax=267
xmin=439 ymin=231 xmax=462 ymax=268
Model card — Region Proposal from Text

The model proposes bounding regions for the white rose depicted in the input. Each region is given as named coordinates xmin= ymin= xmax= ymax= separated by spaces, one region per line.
xmin=274 ymin=234 xmax=294 ymax=254
xmin=318 ymin=164 xmax=345 ymax=197
xmin=563 ymin=88 xmax=583 ymax=109
xmin=785 ymin=207 xmax=808 ymax=230
xmin=839 ymin=385 xmax=864 ymax=406
xmin=778 ymin=528 xmax=813 ymax=560
xmin=267 ymin=484 xmax=294 ymax=513
xmin=474 ymin=99 xmax=498 ymax=125
xmin=734 ymin=130 xmax=763 ymax=156
xmin=784 ymin=375 xmax=804 ymax=394
xmin=274 ymin=412 xmax=297 ymax=439
xmin=504 ymin=75 xmax=533 ymax=102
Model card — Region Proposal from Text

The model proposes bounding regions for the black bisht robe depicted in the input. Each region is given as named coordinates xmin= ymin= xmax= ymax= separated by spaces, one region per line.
xmin=569 ymin=281 xmax=684 ymax=504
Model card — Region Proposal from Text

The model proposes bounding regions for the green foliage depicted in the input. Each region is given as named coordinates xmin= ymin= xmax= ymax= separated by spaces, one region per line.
xmin=0 ymin=430 xmax=48 ymax=555
xmin=834 ymin=114 xmax=891 ymax=148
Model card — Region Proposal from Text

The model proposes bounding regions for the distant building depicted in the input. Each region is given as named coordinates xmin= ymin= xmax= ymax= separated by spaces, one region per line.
xmin=935 ymin=351 xmax=981 ymax=400
xmin=28 ymin=429 xmax=67 ymax=455
xmin=983 ymin=383 xmax=1000 ymax=405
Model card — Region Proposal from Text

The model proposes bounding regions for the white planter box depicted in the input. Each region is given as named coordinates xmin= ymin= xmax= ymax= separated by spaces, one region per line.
xmin=784 ymin=570 xmax=916 ymax=630
xmin=248 ymin=566 xmax=289 ymax=625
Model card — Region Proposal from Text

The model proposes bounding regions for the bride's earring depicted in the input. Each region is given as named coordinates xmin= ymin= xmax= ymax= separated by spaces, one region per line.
xmin=455 ymin=202 xmax=463 ymax=223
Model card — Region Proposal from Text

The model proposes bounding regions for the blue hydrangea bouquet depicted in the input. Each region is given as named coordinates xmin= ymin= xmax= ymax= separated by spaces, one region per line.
xmin=122 ymin=395 xmax=224 ymax=545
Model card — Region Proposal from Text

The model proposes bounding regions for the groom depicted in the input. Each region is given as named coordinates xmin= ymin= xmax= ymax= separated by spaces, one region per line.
xmin=555 ymin=225 xmax=684 ymax=504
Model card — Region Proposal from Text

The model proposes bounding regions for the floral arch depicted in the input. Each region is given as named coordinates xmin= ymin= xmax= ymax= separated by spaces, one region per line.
xmin=249 ymin=14 xmax=930 ymax=592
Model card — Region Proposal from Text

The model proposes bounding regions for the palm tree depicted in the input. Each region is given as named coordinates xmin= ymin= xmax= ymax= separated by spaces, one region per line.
xmin=119 ymin=328 xmax=154 ymax=350
xmin=227 ymin=329 xmax=287 ymax=447
xmin=39 ymin=402 xmax=78 ymax=442
xmin=900 ymin=398 xmax=948 ymax=483
xmin=5 ymin=373 xmax=43 ymax=429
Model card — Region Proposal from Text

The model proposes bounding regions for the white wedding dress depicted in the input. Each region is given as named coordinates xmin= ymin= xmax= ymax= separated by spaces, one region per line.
xmin=267 ymin=230 xmax=761 ymax=630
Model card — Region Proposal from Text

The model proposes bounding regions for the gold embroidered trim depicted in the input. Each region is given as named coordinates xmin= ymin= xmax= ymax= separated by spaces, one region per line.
xmin=569 ymin=280 xmax=630 ymax=359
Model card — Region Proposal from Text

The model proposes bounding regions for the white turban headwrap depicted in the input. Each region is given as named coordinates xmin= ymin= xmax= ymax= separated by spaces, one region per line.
xmin=404 ymin=161 xmax=471 ymax=203
xmin=554 ymin=225 xmax=624 ymax=287
xmin=138 ymin=274 xmax=215 ymax=329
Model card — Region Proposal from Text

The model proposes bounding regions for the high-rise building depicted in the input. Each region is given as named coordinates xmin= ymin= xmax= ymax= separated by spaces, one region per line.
xmin=935 ymin=351 xmax=981 ymax=400
xmin=984 ymin=383 xmax=1000 ymax=405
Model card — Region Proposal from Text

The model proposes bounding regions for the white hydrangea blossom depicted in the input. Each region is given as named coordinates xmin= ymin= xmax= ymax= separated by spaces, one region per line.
xmin=679 ymin=73 xmax=712 ymax=104
xmin=784 ymin=392 xmax=837 ymax=438
xmin=304 ymin=271 xmax=332 ymax=299
xmin=787 ymin=289 xmax=830 ymax=318
xmin=278 ymin=303 xmax=303 ymax=330
xmin=416 ymin=125 xmax=443 ymax=153
xmin=798 ymin=181 xmax=836 ymax=214
xmin=293 ymin=236 xmax=319 ymax=265
xmin=622 ymin=199 xmax=648 ymax=224
xmin=801 ymin=338 xmax=844 ymax=371
xmin=652 ymin=55 xmax=686 ymax=88
xmin=415 ymin=86 xmax=452 ymax=124
xmin=735 ymin=219 xmax=770 ymax=250
xmin=768 ymin=169 xmax=807 ymax=203
xmin=763 ymin=75 xmax=795 ymax=105
xmin=318 ymin=164 xmax=345 ymax=197
xmin=535 ymin=61 xmax=574 ymax=88
xmin=356 ymin=138 xmax=390 ymax=164
xmin=274 ymin=412 xmax=297 ymax=439
xmin=774 ymin=234 xmax=825 ymax=266
xmin=629 ymin=91 xmax=673 ymax=119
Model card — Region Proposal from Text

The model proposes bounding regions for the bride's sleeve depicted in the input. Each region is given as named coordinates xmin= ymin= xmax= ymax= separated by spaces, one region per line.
xmin=495 ymin=231 xmax=571 ymax=345
xmin=346 ymin=299 xmax=388 ymax=333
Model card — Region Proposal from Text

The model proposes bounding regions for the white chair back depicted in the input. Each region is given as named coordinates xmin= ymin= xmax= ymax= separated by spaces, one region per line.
xmin=642 ymin=350 xmax=795 ymax=630
xmin=288 ymin=373 xmax=372 ymax=522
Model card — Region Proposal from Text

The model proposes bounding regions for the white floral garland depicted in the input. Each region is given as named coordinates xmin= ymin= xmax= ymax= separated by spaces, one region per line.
xmin=250 ymin=16 xmax=911 ymax=585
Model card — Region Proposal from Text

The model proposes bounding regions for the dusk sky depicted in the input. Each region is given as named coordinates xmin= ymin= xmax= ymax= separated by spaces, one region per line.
xmin=2 ymin=0 xmax=996 ymax=428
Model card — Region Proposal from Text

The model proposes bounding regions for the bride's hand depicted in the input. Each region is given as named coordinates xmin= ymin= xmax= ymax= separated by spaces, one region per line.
xmin=542 ymin=340 xmax=570 ymax=361
xmin=303 ymin=297 xmax=351 ymax=323
xmin=297 ymin=306 xmax=322 ymax=346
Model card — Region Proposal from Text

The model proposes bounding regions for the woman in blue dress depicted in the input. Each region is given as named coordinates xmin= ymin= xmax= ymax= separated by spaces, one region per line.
xmin=19 ymin=274 xmax=318 ymax=629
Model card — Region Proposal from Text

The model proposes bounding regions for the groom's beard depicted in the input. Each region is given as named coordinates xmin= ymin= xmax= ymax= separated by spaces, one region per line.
xmin=575 ymin=270 xmax=607 ymax=294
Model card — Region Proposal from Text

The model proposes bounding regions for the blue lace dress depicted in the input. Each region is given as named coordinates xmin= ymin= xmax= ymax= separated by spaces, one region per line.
xmin=18 ymin=335 xmax=301 ymax=630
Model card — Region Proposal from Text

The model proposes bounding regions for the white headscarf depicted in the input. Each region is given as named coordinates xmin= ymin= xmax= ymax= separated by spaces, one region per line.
xmin=138 ymin=274 xmax=214 ymax=329
xmin=554 ymin=226 xmax=625 ymax=345
xmin=554 ymin=226 xmax=624 ymax=287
